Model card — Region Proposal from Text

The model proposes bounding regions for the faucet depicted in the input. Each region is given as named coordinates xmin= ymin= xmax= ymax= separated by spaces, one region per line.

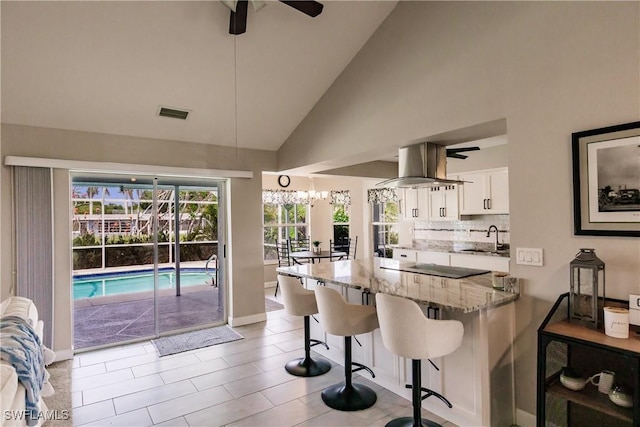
xmin=486 ymin=225 xmax=504 ymax=252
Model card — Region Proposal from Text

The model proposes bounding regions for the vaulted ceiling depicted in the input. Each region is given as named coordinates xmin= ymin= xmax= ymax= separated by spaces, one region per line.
xmin=1 ymin=1 xmax=398 ymax=151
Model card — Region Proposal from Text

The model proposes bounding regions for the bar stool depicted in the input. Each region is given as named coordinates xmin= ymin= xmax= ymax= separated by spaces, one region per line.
xmin=278 ymin=275 xmax=331 ymax=377
xmin=314 ymin=286 xmax=379 ymax=411
xmin=375 ymin=293 xmax=464 ymax=427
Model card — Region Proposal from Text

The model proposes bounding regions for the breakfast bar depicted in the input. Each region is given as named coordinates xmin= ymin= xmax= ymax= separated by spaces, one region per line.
xmin=277 ymin=257 xmax=520 ymax=427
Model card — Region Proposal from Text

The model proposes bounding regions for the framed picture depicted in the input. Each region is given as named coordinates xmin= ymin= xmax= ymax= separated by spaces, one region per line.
xmin=572 ymin=121 xmax=640 ymax=237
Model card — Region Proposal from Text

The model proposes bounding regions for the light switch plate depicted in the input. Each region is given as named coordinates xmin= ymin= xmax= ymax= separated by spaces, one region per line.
xmin=515 ymin=247 xmax=543 ymax=266
xmin=630 ymin=294 xmax=640 ymax=326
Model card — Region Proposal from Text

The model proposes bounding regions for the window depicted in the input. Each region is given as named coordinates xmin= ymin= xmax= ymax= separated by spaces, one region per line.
xmin=369 ymin=189 xmax=399 ymax=258
xmin=263 ymin=202 xmax=309 ymax=261
xmin=331 ymin=190 xmax=351 ymax=250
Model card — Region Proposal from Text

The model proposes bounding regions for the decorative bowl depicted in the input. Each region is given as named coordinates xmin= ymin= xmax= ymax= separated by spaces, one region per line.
xmin=560 ymin=374 xmax=587 ymax=391
xmin=559 ymin=367 xmax=588 ymax=391
xmin=609 ymin=385 xmax=633 ymax=408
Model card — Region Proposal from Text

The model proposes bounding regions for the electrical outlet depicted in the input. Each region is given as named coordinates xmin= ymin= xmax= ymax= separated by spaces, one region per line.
xmin=515 ymin=247 xmax=543 ymax=266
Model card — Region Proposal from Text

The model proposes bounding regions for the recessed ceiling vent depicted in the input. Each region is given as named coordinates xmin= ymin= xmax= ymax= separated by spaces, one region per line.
xmin=157 ymin=106 xmax=190 ymax=120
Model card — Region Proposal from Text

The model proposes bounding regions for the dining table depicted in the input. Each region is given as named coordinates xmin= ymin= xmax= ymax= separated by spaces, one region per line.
xmin=289 ymin=250 xmax=347 ymax=264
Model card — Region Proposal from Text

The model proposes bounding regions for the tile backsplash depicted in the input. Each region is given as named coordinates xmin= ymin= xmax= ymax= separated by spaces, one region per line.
xmin=412 ymin=214 xmax=510 ymax=247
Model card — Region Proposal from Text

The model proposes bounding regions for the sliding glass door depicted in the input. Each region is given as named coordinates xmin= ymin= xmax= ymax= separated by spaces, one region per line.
xmin=71 ymin=174 xmax=226 ymax=350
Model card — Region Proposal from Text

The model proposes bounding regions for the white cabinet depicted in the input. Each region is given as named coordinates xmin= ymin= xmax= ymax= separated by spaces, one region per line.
xmin=400 ymin=188 xmax=429 ymax=220
xmin=427 ymin=185 xmax=459 ymax=221
xmin=449 ymin=253 xmax=509 ymax=272
xmin=392 ymin=248 xmax=417 ymax=262
xmin=458 ymin=168 xmax=509 ymax=215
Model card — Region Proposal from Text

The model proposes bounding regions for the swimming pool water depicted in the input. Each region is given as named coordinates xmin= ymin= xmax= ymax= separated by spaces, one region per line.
xmin=73 ymin=270 xmax=213 ymax=299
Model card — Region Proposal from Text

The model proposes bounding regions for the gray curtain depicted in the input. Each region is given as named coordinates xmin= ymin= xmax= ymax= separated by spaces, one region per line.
xmin=14 ymin=166 xmax=53 ymax=348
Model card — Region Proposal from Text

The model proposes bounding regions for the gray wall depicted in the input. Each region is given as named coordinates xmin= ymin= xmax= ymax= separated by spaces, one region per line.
xmin=278 ymin=1 xmax=640 ymax=418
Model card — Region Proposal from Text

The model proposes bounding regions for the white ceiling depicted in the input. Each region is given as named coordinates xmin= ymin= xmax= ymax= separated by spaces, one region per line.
xmin=1 ymin=1 xmax=398 ymax=151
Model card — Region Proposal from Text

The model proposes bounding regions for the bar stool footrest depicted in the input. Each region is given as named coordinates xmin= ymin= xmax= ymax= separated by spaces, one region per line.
xmin=310 ymin=338 xmax=329 ymax=350
xmin=285 ymin=356 xmax=331 ymax=377
xmin=352 ymin=362 xmax=375 ymax=378
xmin=321 ymin=382 xmax=377 ymax=411
xmin=405 ymin=384 xmax=452 ymax=408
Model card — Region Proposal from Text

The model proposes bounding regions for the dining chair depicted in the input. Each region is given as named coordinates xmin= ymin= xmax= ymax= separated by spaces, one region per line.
xmin=329 ymin=238 xmax=349 ymax=261
xmin=274 ymin=242 xmax=292 ymax=297
xmin=288 ymin=238 xmax=311 ymax=265
xmin=289 ymin=237 xmax=310 ymax=252
xmin=349 ymin=236 xmax=358 ymax=259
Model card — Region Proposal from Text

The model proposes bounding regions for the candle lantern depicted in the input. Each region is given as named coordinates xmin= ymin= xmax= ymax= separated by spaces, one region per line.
xmin=569 ymin=248 xmax=605 ymax=329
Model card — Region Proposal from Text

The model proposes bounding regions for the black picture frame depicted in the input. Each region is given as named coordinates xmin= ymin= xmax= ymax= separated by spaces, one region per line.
xmin=572 ymin=121 xmax=640 ymax=237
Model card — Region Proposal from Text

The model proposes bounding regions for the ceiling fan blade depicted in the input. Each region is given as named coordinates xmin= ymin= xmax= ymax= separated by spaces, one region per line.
xmin=279 ymin=1 xmax=324 ymax=17
xmin=447 ymin=153 xmax=469 ymax=159
xmin=446 ymin=146 xmax=480 ymax=154
xmin=229 ymin=0 xmax=248 ymax=35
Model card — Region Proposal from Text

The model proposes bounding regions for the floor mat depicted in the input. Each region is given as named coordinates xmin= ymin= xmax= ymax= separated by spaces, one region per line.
xmin=152 ymin=325 xmax=243 ymax=357
xmin=265 ymin=297 xmax=284 ymax=312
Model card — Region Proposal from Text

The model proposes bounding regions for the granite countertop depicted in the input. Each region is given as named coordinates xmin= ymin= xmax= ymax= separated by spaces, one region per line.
xmin=277 ymin=258 xmax=519 ymax=313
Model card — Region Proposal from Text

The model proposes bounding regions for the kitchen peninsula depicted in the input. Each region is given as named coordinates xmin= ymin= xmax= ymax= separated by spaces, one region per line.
xmin=277 ymin=258 xmax=519 ymax=427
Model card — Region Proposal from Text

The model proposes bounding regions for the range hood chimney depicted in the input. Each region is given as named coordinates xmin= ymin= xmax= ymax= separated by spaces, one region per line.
xmin=376 ymin=142 xmax=466 ymax=188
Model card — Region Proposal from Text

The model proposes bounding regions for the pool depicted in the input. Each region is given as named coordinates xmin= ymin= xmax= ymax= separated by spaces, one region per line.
xmin=72 ymin=268 xmax=214 ymax=300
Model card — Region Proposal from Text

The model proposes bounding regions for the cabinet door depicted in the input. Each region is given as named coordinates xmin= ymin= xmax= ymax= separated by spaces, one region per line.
xmin=400 ymin=188 xmax=418 ymax=220
xmin=458 ymin=172 xmax=486 ymax=215
xmin=486 ymin=169 xmax=509 ymax=214
xmin=426 ymin=186 xmax=458 ymax=221
xmin=415 ymin=188 xmax=430 ymax=219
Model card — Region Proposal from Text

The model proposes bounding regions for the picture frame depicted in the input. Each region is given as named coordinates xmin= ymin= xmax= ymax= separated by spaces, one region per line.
xmin=572 ymin=121 xmax=640 ymax=237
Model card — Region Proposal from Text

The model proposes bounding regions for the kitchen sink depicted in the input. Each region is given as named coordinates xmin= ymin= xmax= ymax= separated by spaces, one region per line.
xmin=459 ymin=249 xmax=489 ymax=253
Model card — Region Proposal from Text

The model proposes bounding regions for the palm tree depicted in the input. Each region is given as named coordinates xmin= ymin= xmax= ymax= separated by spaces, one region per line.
xmin=121 ymin=187 xmax=134 ymax=215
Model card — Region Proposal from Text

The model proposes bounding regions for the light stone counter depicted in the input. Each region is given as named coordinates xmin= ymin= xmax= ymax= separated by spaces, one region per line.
xmin=277 ymin=257 xmax=518 ymax=313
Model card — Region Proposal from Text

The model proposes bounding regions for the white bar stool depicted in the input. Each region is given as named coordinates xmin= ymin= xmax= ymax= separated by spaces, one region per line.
xmin=375 ymin=293 xmax=464 ymax=427
xmin=278 ymin=275 xmax=331 ymax=377
xmin=314 ymin=286 xmax=379 ymax=411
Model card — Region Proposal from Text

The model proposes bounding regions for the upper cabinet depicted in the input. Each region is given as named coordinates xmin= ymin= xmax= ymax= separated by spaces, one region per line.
xmin=400 ymin=188 xmax=429 ymax=220
xmin=457 ymin=167 xmax=509 ymax=215
xmin=427 ymin=184 xmax=459 ymax=221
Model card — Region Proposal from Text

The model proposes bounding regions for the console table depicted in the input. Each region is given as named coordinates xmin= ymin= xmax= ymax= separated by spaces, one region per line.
xmin=537 ymin=293 xmax=640 ymax=426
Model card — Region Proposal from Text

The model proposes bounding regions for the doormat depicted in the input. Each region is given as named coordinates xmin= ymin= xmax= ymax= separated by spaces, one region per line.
xmin=265 ymin=297 xmax=284 ymax=312
xmin=152 ymin=325 xmax=243 ymax=357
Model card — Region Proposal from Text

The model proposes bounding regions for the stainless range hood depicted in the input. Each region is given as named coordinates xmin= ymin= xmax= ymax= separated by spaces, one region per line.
xmin=376 ymin=142 xmax=467 ymax=188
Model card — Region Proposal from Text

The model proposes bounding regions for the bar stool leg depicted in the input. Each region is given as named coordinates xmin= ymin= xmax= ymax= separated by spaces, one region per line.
xmin=385 ymin=360 xmax=441 ymax=427
xmin=321 ymin=336 xmax=377 ymax=411
xmin=285 ymin=316 xmax=331 ymax=377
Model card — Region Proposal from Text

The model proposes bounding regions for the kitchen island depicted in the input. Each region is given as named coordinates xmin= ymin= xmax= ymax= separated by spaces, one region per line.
xmin=277 ymin=257 xmax=519 ymax=427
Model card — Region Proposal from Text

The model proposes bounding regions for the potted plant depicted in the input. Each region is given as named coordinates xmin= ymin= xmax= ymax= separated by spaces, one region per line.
xmin=312 ymin=240 xmax=321 ymax=254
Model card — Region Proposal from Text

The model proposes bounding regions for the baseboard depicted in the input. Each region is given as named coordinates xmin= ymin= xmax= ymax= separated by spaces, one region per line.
xmin=53 ymin=348 xmax=74 ymax=361
xmin=228 ymin=312 xmax=267 ymax=327
xmin=516 ymin=408 xmax=536 ymax=427
xmin=264 ymin=281 xmax=276 ymax=289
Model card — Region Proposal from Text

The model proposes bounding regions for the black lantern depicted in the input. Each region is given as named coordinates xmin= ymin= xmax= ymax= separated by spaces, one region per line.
xmin=569 ymin=248 xmax=605 ymax=329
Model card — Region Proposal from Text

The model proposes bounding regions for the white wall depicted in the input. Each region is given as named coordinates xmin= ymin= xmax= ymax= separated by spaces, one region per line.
xmin=277 ymin=1 xmax=640 ymax=418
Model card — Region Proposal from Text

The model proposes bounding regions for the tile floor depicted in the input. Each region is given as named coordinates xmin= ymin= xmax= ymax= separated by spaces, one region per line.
xmin=71 ymin=289 xmax=458 ymax=427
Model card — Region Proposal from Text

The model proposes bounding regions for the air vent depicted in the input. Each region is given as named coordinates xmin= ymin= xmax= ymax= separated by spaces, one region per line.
xmin=157 ymin=106 xmax=190 ymax=120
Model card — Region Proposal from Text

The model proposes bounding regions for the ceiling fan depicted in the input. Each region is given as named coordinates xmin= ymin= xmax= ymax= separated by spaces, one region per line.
xmin=446 ymin=146 xmax=480 ymax=159
xmin=221 ymin=0 xmax=324 ymax=35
